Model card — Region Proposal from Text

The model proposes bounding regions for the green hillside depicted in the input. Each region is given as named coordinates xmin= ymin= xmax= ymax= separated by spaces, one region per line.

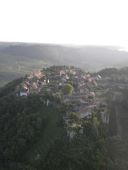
xmin=1 ymin=65 xmax=128 ymax=169
xmin=0 ymin=66 xmax=110 ymax=170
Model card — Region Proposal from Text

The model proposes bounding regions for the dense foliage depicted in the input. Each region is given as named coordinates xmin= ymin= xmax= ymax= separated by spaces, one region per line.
xmin=0 ymin=94 xmax=109 ymax=170
xmin=0 ymin=93 xmax=65 ymax=169
xmin=41 ymin=115 xmax=109 ymax=170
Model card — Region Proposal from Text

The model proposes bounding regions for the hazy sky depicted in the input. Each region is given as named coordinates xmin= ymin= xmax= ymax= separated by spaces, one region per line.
xmin=0 ymin=0 xmax=128 ymax=49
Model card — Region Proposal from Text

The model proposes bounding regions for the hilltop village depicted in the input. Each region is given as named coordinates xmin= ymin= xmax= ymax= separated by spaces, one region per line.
xmin=15 ymin=66 xmax=109 ymax=138
xmin=2 ymin=66 xmax=128 ymax=169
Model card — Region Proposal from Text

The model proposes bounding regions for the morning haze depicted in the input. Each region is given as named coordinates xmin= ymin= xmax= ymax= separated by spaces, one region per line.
xmin=0 ymin=42 xmax=128 ymax=87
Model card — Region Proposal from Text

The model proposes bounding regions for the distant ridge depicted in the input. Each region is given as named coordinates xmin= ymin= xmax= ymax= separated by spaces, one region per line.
xmin=0 ymin=42 xmax=128 ymax=86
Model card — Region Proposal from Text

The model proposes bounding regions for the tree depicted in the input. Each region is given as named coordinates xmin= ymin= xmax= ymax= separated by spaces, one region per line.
xmin=68 ymin=112 xmax=80 ymax=122
xmin=63 ymin=84 xmax=74 ymax=95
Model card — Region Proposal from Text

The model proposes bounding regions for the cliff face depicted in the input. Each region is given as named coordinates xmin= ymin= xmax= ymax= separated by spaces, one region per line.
xmin=97 ymin=68 xmax=128 ymax=170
